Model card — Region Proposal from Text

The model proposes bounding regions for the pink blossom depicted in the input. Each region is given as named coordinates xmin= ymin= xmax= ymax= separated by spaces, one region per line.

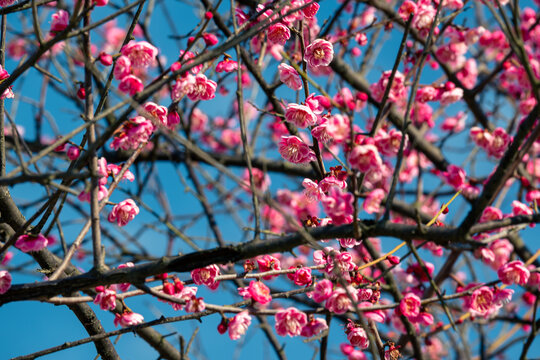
xmin=113 ymin=55 xmax=131 ymax=80
xmin=485 ymin=128 xmax=511 ymax=158
xmin=398 ymin=0 xmax=417 ymax=21
xmin=440 ymin=87 xmax=464 ymax=105
xmin=479 ymin=206 xmax=503 ymax=223
xmin=275 ymin=307 xmax=308 ymax=337
xmin=120 ymin=41 xmax=158 ymax=68
xmin=348 ymin=144 xmax=383 ymax=173
xmin=311 ymin=121 xmax=332 ymax=144
xmin=142 ymin=102 xmax=168 ymax=126
xmin=116 ymin=262 xmax=134 ymax=292
xmin=325 ymin=114 xmax=350 ymax=143
xmin=118 ymin=75 xmax=144 ymax=95
xmin=441 ymin=164 xmax=467 ymax=190
xmin=312 ymin=279 xmax=333 ymax=302
xmin=278 ymin=63 xmax=302 ymax=91
xmin=370 ymin=70 xmax=407 ymax=105
xmin=241 ymin=168 xmax=271 ymax=193
xmin=441 ymin=111 xmax=467 ymax=133
xmin=185 ymin=296 xmax=205 ymax=312
xmin=321 ymin=187 xmax=354 ymax=225
xmin=302 ymin=1 xmax=320 ymax=19
xmin=190 ymin=108 xmax=208 ymax=133
xmin=285 ymin=103 xmax=318 ymax=128
xmin=302 ymin=178 xmax=324 ymax=202
xmin=463 ymin=285 xmax=496 ymax=317
xmin=512 ymin=200 xmax=533 ymax=217
xmin=278 ymin=135 xmax=316 ymax=164
xmin=215 ymin=59 xmax=238 ymax=73
xmin=191 ymin=264 xmax=220 ymax=290
xmin=106 ymin=164 xmax=135 ymax=183
xmin=202 ymin=32 xmax=218 ymax=46
xmin=108 ymin=199 xmax=139 ymax=226
xmin=300 ymin=317 xmax=328 ymax=337
xmin=358 ymin=302 xmax=386 ymax=323
xmin=257 ymin=255 xmax=281 ymax=280
xmin=114 ymin=311 xmax=144 ymax=327
xmin=229 ymin=311 xmax=252 ymax=340
xmin=304 ymin=39 xmax=334 ymax=68
xmin=248 ymin=281 xmax=272 ymax=304
xmin=0 ymin=270 xmax=12 ymax=294
xmin=363 ymin=189 xmax=386 ymax=214
xmin=375 ymin=129 xmax=407 ymax=157
xmin=293 ymin=267 xmax=312 ymax=286
xmin=498 ymin=260 xmax=530 ymax=285
xmin=15 ymin=233 xmax=48 ymax=253
xmin=267 ymin=23 xmax=291 ymax=45
xmin=325 ymin=286 xmax=358 ymax=314
xmin=77 ymin=185 xmax=109 ymax=203
xmin=186 ymin=74 xmax=217 ymax=101
xmin=399 ymin=292 xmax=421 ymax=318
xmin=67 ymin=146 xmax=80 ymax=161
xmin=179 ymin=50 xmax=202 ymax=74
xmin=50 ymin=10 xmax=69 ymax=35
xmin=93 ymin=288 xmax=117 ymax=310
xmin=0 ymin=0 xmax=16 ymax=7
xmin=345 ymin=321 xmax=369 ymax=349
xmin=110 ymin=116 xmax=155 ymax=151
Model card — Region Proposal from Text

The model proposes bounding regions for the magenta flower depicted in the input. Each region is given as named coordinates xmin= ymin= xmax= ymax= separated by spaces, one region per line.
xmin=498 ymin=260 xmax=530 ymax=285
xmin=108 ymin=199 xmax=139 ymax=227
xmin=0 ymin=0 xmax=16 ymax=7
xmin=228 ymin=311 xmax=252 ymax=340
xmin=325 ymin=286 xmax=357 ymax=314
xmin=0 ymin=270 xmax=12 ymax=294
xmin=118 ymin=75 xmax=144 ymax=96
xmin=399 ymin=293 xmax=421 ymax=319
xmin=50 ymin=10 xmax=69 ymax=35
xmin=120 ymin=41 xmax=158 ymax=68
xmin=302 ymin=1 xmax=320 ymax=19
xmin=142 ymin=102 xmax=168 ymax=127
xmin=215 ymin=59 xmax=238 ymax=73
xmin=348 ymin=144 xmax=383 ymax=173
xmin=248 ymin=281 xmax=272 ymax=304
xmin=257 ymin=255 xmax=281 ymax=280
xmin=345 ymin=321 xmax=369 ymax=349
xmin=267 ymin=23 xmax=291 ymax=45
xmin=278 ymin=136 xmax=316 ymax=164
xmin=321 ymin=187 xmax=354 ymax=225
xmin=300 ymin=317 xmax=327 ymax=337
xmin=278 ymin=63 xmax=302 ymax=91
xmin=116 ymin=262 xmax=134 ymax=292
xmin=191 ymin=264 xmax=220 ymax=290
xmin=185 ymin=296 xmax=205 ymax=312
xmin=275 ymin=307 xmax=308 ymax=337
xmin=93 ymin=288 xmax=117 ymax=311
xmin=186 ymin=74 xmax=217 ymax=101
xmin=285 ymin=103 xmax=318 ymax=128
xmin=113 ymin=55 xmax=131 ymax=80
xmin=363 ymin=188 xmax=386 ymax=214
xmin=311 ymin=279 xmax=333 ymax=303
xmin=114 ymin=311 xmax=144 ymax=327
xmin=304 ymin=39 xmax=334 ymax=68
xmin=293 ymin=267 xmax=312 ymax=286
xmin=15 ymin=233 xmax=48 ymax=253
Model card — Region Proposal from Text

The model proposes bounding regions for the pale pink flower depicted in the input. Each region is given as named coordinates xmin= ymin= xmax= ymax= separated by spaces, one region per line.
xmin=15 ymin=233 xmax=48 ymax=253
xmin=345 ymin=321 xmax=369 ymax=349
xmin=399 ymin=292 xmax=421 ymax=318
xmin=106 ymin=164 xmax=135 ymax=183
xmin=512 ymin=200 xmax=533 ymax=217
xmin=326 ymin=286 xmax=357 ymax=314
xmin=93 ymin=288 xmax=117 ymax=310
xmin=0 ymin=270 xmax=12 ymax=294
xmin=113 ymin=55 xmax=131 ymax=80
xmin=493 ymin=287 xmax=514 ymax=306
xmin=267 ymin=23 xmax=291 ymax=45
xmin=275 ymin=307 xmax=308 ymax=337
xmin=50 ymin=10 xmax=69 ymax=35
xmin=302 ymin=178 xmax=324 ymax=202
xmin=325 ymin=114 xmax=350 ymax=143
xmin=190 ymin=108 xmax=208 ymax=133
xmin=248 ymin=281 xmax=272 ymax=304
xmin=312 ymin=279 xmax=333 ymax=302
xmin=300 ymin=317 xmax=328 ymax=337
xmin=108 ymin=199 xmax=139 ymax=227
xmin=179 ymin=50 xmax=202 ymax=74
xmin=278 ymin=135 xmax=316 ymax=164
xmin=363 ymin=188 xmax=386 ymax=214
xmin=358 ymin=302 xmax=386 ymax=323
xmin=348 ymin=144 xmax=382 ymax=173
xmin=311 ymin=121 xmax=332 ymax=144
xmin=229 ymin=311 xmax=252 ymax=340
xmin=191 ymin=264 xmax=220 ymax=290
xmin=110 ymin=116 xmax=155 ymax=151
xmin=498 ymin=260 xmax=530 ymax=285
xmin=440 ymin=87 xmax=463 ymax=105
xmin=118 ymin=75 xmax=144 ymax=95
xmin=304 ymin=39 xmax=334 ymax=68
xmin=278 ymin=63 xmax=302 ymax=91
xmin=479 ymin=206 xmax=503 ymax=223
xmin=114 ymin=311 xmax=144 ymax=327
xmin=257 ymin=255 xmax=281 ymax=280
xmin=120 ymin=41 xmax=158 ymax=68
xmin=285 ymin=103 xmax=317 ymax=128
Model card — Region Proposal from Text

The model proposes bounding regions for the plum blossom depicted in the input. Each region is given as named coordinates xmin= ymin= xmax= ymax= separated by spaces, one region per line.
xmin=215 ymin=58 xmax=238 ymax=73
xmin=93 ymin=287 xmax=117 ymax=310
xmin=241 ymin=168 xmax=270 ymax=193
xmin=278 ymin=135 xmax=316 ymax=164
xmin=191 ymin=264 xmax=220 ymax=290
xmin=108 ymin=199 xmax=139 ymax=227
xmin=120 ymin=41 xmax=158 ymax=68
xmin=118 ymin=75 xmax=144 ymax=95
xmin=345 ymin=321 xmax=369 ymax=349
xmin=257 ymin=255 xmax=281 ymax=280
xmin=300 ymin=316 xmax=328 ymax=337
xmin=311 ymin=279 xmax=333 ymax=302
xmin=498 ymin=260 xmax=530 ymax=285
xmin=114 ymin=311 xmax=144 ymax=327
xmin=267 ymin=23 xmax=291 ymax=45
xmin=348 ymin=144 xmax=383 ymax=173
xmin=399 ymin=293 xmax=421 ymax=319
xmin=278 ymin=63 xmax=302 ymax=90
xmin=285 ymin=103 xmax=318 ymax=128
xmin=113 ymin=55 xmax=131 ymax=80
xmin=275 ymin=307 xmax=308 ymax=337
xmin=363 ymin=188 xmax=386 ymax=214
xmin=292 ymin=267 xmax=312 ymax=286
xmin=186 ymin=74 xmax=217 ymax=101
xmin=110 ymin=116 xmax=155 ymax=151
xmin=321 ymin=187 xmax=354 ymax=225
xmin=229 ymin=311 xmax=252 ymax=340
xmin=248 ymin=281 xmax=272 ymax=304
xmin=325 ymin=286 xmax=358 ymax=314
xmin=0 ymin=270 xmax=12 ymax=294
xmin=304 ymin=39 xmax=334 ymax=68
xmin=15 ymin=233 xmax=48 ymax=253
xmin=370 ymin=70 xmax=407 ymax=105
xmin=116 ymin=262 xmax=135 ymax=292
xmin=185 ymin=296 xmax=205 ymax=313
xmin=50 ymin=10 xmax=69 ymax=35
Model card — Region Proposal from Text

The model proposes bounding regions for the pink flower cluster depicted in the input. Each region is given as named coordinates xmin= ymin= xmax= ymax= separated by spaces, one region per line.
xmin=470 ymin=127 xmax=512 ymax=158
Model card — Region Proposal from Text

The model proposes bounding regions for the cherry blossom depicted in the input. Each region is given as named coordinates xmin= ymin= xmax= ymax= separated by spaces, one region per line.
xmin=50 ymin=10 xmax=69 ymax=35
